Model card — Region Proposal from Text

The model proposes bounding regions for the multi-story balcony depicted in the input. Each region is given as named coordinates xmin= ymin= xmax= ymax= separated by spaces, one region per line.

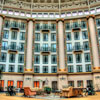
xmin=41 ymin=47 xmax=51 ymax=54
xmin=10 ymin=22 xmax=20 ymax=31
xmin=73 ymin=46 xmax=83 ymax=53
xmin=8 ymin=45 xmax=18 ymax=53
xmin=40 ymin=25 xmax=51 ymax=33
xmin=72 ymin=24 xmax=81 ymax=32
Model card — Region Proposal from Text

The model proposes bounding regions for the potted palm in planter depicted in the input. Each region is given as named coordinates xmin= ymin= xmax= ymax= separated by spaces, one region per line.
xmin=44 ymin=87 xmax=51 ymax=94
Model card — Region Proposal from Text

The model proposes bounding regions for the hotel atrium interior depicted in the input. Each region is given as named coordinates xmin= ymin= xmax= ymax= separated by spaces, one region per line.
xmin=0 ymin=0 xmax=100 ymax=92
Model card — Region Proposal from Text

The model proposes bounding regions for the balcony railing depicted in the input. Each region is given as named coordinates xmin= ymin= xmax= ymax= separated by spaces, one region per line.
xmin=41 ymin=47 xmax=51 ymax=54
xmin=73 ymin=46 xmax=83 ymax=53
xmin=71 ymin=24 xmax=81 ymax=31
xmin=8 ymin=45 xmax=19 ymax=53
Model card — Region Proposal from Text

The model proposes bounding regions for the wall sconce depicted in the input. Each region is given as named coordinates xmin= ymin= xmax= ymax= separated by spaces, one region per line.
xmin=60 ymin=76 xmax=66 ymax=81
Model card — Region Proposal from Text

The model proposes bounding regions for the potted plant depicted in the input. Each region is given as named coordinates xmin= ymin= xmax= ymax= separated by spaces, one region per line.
xmin=44 ymin=87 xmax=51 ymax=94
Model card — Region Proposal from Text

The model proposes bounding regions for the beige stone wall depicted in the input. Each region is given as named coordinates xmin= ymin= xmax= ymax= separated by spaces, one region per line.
xmin=68 ymin=74 xmax=93 ymax=87
xmin=93 ymin=73 xmax=100 ymax=90
xmin=1 ymin=74 xmax=24 ymax=91
xmin=1 ymin=74 xmax=95 ymax=91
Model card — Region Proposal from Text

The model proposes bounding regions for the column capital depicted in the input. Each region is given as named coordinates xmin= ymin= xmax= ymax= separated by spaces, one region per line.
xmin=93 ymin=67 xmax=100 ymax=70
xmin=58 ymin=68 xmax=67 ymax=73
xmin=24 ymin=68 xmax=33 ymax=72
xmin=86 ymin=14 xmax=95 ymax=20
xmin=0 ymin=14 xmax=5 ymax=19
xmin=27 ymin=18 xmax=35 ymax=22
xmin=56 ymin=18 xmax=64 ymax=23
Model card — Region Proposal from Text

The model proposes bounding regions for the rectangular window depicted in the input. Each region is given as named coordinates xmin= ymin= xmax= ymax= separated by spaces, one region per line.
xmin=96 ymin=19 xmax=100 ymax=26
xmin=34 ymin=55 xmax=40 ymax=64
xmin=20 ymin=32 xmax=25 ymax=40
xmin=51 ymin=24 xmax=56 ymax=31
xmin=43 ymin=33 xmax=48 ymax=41
xmin=18 ymin=54 xmax=24 ymax=63
xmin=83 ymin=42 xmax=89 ymax=51
xmin=51 ymin=55 xmax=57 ymax=64
xmin=4 ymin=20 xmax=10 ymax=28
xmin=73 ymin=22 xmax=79 ymax=28
xmin=10 ymin=42 xmax=16 ymax=50
xmin=35 ymin=23 xmax=40 ymax=31
xmin=67 ymin=54 xmax=73 ymax=63
xmin=86 ymin=64 xmax=91 ymax=72
xmin=0 ymin=53 xmax=7 ymax=62
xmin=75 ymin=42 xmax=81 ymax=51
xmin=66 ymin=43 xmax=72 ymax=52
xmin=35 ymin=33 xmax=40 ymax=41
xmin=18 ymin=65 xmax=23 ymax=73
xmin=34 ymin=81 xmax=39 ymax=88
xmin=84 ymin=53 xmax=90 ymax=62
xmin=76 ymin=54 xmax=82 ymax=63
xmin=34 ymin=66 xmax=40 ymax=73
xmin=17 ymin=81 xmax=23 ymax=89
xmin=81 ymin=21 xmax=87 ymax=29
xmin=68 ymin=81 xmax=74 ymax=87
xmin=43 ymin=55 xmax=48 ymax=64
xmin=0 ymin=80 xmax=4 ymax=90
xmin=9 ymin=65 xmax=15 ymax=72
xmin=35 ymin=43 xmax=40 ymax=52
xmin=0 ymin=64 xmax=5 ymax=72
xmin=9 ymin=54 xmax=16 ymax=63
xmin=74 ymin=32 xmax=80 ymax=40
xmin=43 ymin=24 xmax=49 ymax=30
xmin=77 ymin=65 xmax=82 ymax=72
xmin=82 ymin=31 xmax=88 ymax=39
xmin=3 ymin=30 xmax=9 ymax=39
xmin=20 ymin=22 xmax=26 ymax=30
xmin=97 ymin=29 xmax=100 ymax=37
xmin=51 ymin=66 xmax=57 ymax=73
xmin=11 ymin=31 xmax=17 ymax=40
xmin=51 ymin=44 xmax=56 ymax=52
xmin=8 ymin=80 xmax=14 ymax=87
xmin=66 ymin=32 xmax=71 ymax=41
xmin=43 ymin=66 xmax=48 ymax=73
xmin=87 ymin=80 xmax=93 ymax=86
xmin=42 ymin=44 xmax=49 ymax=52
xmin=11 ymin=21 xmax=18 ymax=28
xmin=2 ymin=41 xmax=8 ymax=50
xmin=19 ymin=43 xmax=24 ymax=52
xmin=51 ymin=33 xmax=56 ymax=41
xmin=68 ymin=65 xmax=73 ymax=73
xmin=66 ymin=23 xmax=70 ymax=30
xmin=77 ymin=80 xmax=83 ymax=87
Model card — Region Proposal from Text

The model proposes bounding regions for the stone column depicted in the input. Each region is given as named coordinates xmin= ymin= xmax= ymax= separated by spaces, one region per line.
xmin=88 ymin=15 xmax=100 ymax=91
xmin=57 ymin=19 xmax=68 ymax=90
xmin=57 ymin=19 xmax=66 ymax=71
xmin=24 ymin=19 xmax=34 ymax=88
xmin=25 ymin=19 xmax=34 ymax=72
xmin=87 ymin=15 xmax=100 ymax=69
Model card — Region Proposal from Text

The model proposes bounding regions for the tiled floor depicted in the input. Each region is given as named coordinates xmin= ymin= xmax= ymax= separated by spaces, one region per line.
xmin=0 ymin=92 xmax=100 ymax=100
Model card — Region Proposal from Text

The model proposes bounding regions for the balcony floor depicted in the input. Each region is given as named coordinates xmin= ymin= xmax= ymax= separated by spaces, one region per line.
xmin=0 ymin=92 xmax=100 ymax=100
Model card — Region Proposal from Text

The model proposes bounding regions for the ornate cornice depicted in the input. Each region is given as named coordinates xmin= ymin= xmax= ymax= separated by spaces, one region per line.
xmin=1 ymin=0 xmax=100 ymax=12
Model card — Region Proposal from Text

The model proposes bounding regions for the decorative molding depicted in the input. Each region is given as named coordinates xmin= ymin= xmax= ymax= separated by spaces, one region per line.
xmin=87 ymin=15 xmax=95 ymax=20
xmin=24 ymin=69 xmax=33 ymax=71
xmin=56 ymin=18 xmax=64 ymax=22
xmin=27 ymin=18 xmax=35 ymax=22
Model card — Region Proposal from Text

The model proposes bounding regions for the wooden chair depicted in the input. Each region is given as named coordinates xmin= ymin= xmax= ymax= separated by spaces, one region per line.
xmin=24 ymin=87 xmax=36 ymax=97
